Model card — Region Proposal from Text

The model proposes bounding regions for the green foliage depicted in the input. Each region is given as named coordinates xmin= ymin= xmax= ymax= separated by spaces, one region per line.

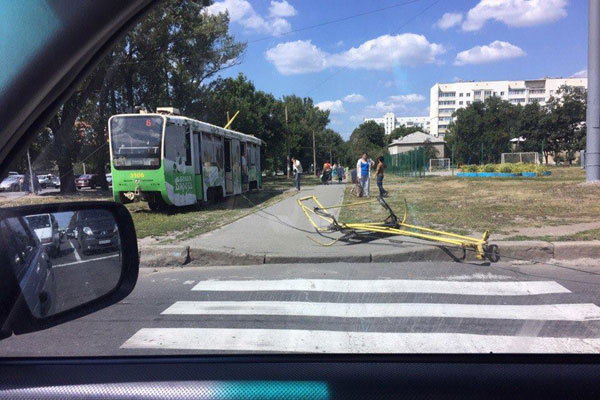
xmin=448 ymin=86 xmax=587 ymax=167
xmin=348 ymin=121 xmax=386 ymax=163
xmin=460 ymin=163 xmax=545 ymax=174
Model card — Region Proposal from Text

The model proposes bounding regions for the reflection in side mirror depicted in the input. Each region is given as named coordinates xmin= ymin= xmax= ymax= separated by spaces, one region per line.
xmin=1 ymin=210 xmax=122 ymax=318
xmin=0 ymin=201 xmax=138 ymax=338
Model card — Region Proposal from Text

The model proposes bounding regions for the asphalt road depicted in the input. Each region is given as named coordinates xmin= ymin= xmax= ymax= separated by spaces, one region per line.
xmin=2 ymin=260 xmax=600 ymax=356
xmin=47 ymin=237 xmax=122 ymax=315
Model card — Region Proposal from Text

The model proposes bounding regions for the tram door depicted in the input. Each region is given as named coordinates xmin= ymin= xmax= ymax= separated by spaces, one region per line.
xmin=231 ymin=139 xmax=242 ymax=195
xmin=224 ymin=139 xmax=233 ymax=195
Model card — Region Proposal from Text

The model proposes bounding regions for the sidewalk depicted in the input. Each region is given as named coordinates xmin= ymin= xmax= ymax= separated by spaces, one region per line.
xmin=138 ymin=182 xmax=600 ymax=267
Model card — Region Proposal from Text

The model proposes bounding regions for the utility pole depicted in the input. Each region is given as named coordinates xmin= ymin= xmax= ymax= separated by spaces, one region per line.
xmin=285 ymin=106 xmax=290 ymax=178
xmin=83 ymin=162 xmax=86 ymax=175
xmin=27 ymin=148 xmax=34 ymax=193
xmin=587 ymin=0 xmax=600 ymax=181
xmin=312 ymin=130 xmax=317 ymax=176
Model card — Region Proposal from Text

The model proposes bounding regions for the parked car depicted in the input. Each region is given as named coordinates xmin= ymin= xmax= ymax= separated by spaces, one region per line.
xmin=0 ymin=174 xmax=23 ymax=192
xmin=75 ymin=174 xmax=98 ymax=189
xmin=74 ymin=209 xmax=119 ymax=255
xmin=25 ymin=214 xmax=60 ymax=257
xmin=38 ymin=174 xmax=60 ymax=189
xmin=0 ymin=216 xmax=56 ymax=318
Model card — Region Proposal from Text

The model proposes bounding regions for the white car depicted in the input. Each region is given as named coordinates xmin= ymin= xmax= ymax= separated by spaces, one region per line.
xmin=25 ymin=214 xmax=60 ymax=257
xmin=0 ymin=174 xmax=23 ymax=191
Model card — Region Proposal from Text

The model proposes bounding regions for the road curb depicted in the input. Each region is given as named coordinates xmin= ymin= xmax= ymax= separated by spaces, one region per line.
xmin=138 ymin=241 xmax=598 ymax=267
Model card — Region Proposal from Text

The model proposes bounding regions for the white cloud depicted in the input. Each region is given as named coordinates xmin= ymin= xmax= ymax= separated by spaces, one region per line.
xmin=454 ymin=40 xmax=525 ymax=66
xmin=349 ymin=115 xmax=364 ymax=122
xmin=269 ymin=0 xmax=297 ymax=17
xmin=365 ymin=93 xmax=425 ymax=114
xmin=389 ymin=94 xmax=425 ymax=103
xmin=265 ymin=40 xmax=328 ymax=75
xmin=335 ymin=40 xmax=344 ymax=47
xmin=265 ymin=33 xmax=444 ymax=74
xmin=571 ymin=69 xmax=587 ymax=78
xmin=462 ymin=0 xmax=568 ymax=31
xmin=206 ymin=0 xmax=293 ymax=35
xmin=316 ymin=100 xmax=346 ymax=114
xmin=329 ymin=34 xmax=445 ymax=69
xmin=343 ymin=93 xmax=366 ymax=103
xmin=435 ymin=12 xmax=463 ymax=30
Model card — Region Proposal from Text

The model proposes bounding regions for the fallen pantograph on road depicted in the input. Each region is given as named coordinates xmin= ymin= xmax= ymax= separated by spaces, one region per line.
xmin=297 ymin=195 xmax=499 ymax=262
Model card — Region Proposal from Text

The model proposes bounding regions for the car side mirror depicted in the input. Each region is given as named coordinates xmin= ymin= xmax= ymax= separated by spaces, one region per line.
xmin=0 ymin=201 xmax=138 ymax=339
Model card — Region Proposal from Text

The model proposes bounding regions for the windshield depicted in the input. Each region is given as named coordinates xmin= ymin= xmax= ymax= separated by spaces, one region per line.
xmin=110 ymin=116 xmax=163 ymax=169
xmin=2 ymin=0 xmax=599 ymax=358
xmin=25 ymin=215 xmax=51 ymax=230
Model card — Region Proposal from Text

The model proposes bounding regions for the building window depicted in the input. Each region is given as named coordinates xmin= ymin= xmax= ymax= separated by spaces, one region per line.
xmin=439 ymin=91 xmax=456 ymax=97
xmin=509 ymin=89 xmax=525 ymax=95
xmin=467 ymin=101 xmax=471 ymax=105
xmin=500 ymin=91 xmax=504 ymax=96
xmin=459 ymin=101 xmax=463 ymax=105
xmin=459 ymin=93 xmax=463 ymax=97
xmin=439 ymin=100 xmax=455 ymax=105
xmin=484 ymin=90 xmax=492 ymax=96
xmin=466 ymin=93 xmax=471 ymax=97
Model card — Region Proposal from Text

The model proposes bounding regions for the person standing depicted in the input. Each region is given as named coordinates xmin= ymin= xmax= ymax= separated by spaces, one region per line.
xmin=376 ymin=156 xmax=387 ymax=197
xmin=337 ymin=164 xmax=344 ymax=183
xmin=356 ymin=153 xmax=374 ymax=197
xmin=291 ymin=157 xmax=302 ymax=191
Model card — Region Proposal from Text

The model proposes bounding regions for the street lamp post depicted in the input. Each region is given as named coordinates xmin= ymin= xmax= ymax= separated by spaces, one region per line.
xmin=587 ymin=0 xmax=600 ymax=181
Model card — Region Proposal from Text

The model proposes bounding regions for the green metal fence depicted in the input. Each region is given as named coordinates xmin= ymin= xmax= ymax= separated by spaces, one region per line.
xmin=384 ymin=147 xmax=427 ymax=177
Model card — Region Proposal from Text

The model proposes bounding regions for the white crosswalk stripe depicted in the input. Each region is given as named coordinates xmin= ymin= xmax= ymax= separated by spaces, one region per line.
xmin=122 ymin=278 xmax=600 ymax=353
xmin=162 ymin=301 xmax=600 ymax=321
xmin=191 ymin=279 xmax=570 ymax=296
xmin=122 ymin=329 xmax=600 ymax=353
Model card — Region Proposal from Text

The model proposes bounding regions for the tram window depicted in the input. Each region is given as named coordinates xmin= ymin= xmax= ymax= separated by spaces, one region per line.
xmin=184 ymin=127 xmax=192 ymax=166
xmin=165 ymin=122 xmax=187 ymax=166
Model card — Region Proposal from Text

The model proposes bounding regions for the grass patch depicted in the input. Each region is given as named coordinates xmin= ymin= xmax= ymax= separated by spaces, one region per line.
xmin=502 ymin=228 xmax=600 ymax=242
xmin=339 ymin=168 xmax=600 ymax=239
xmin=132 ymin=175 xmax=321 ymax=240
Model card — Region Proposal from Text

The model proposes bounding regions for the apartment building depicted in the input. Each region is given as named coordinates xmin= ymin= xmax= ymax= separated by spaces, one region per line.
xmin=363 ymin=113 xmax=430 ymax=135
xmin=429 ymin=77 xmax=587 ymax=137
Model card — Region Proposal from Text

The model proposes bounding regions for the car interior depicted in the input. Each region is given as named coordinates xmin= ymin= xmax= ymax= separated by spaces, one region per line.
xmin=1 ymin=1 xmax=600 ymax=399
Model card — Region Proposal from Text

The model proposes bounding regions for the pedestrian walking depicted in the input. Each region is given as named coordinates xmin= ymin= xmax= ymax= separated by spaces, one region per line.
xmin=322 ymin=161 xmax=332 ymax=184
xmin=376 ymin=156 xmax=387 ymax=197
xmin=337 ymin=165 xmax=344 ymax=183
xmin=356 ymin=153 xmax=374 ymax=197
xmin=291 ymin=157 xmax=302 ymax=191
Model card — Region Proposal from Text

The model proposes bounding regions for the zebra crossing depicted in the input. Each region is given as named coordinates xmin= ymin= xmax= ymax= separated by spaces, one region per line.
xmin=121 ymin=277 xmax=600 ymax=353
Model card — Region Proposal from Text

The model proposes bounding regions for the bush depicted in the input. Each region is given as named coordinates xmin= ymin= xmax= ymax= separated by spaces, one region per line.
xmin=496 ymin=163 xmax=514 ymax=173
xmin=461 ymin=164 xmax=479 ymax=172
xmin=481 ymin=163 xmax=496 ymax=173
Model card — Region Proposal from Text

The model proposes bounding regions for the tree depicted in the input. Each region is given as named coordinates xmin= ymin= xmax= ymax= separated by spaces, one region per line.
xmin=422 ymin=139 xmax=439 ymax=161
xmin=41 ymin=0 xmax=246 ymax=193
xmin=348 ymin=121 xmax=386 ymax=162
xmin=545 ymin=85 xmax=587 ymax=165
xmin=445 ymin=97 xmax=517 ymax=164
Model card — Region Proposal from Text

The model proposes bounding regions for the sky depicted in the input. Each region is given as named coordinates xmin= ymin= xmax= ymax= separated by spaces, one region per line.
xmin=206 ymin=0 xmax=588 ymax=139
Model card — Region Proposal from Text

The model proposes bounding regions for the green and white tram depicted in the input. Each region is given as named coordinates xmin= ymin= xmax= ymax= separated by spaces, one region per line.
xmin=108 ymin=108 xmax=262 ymax=210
